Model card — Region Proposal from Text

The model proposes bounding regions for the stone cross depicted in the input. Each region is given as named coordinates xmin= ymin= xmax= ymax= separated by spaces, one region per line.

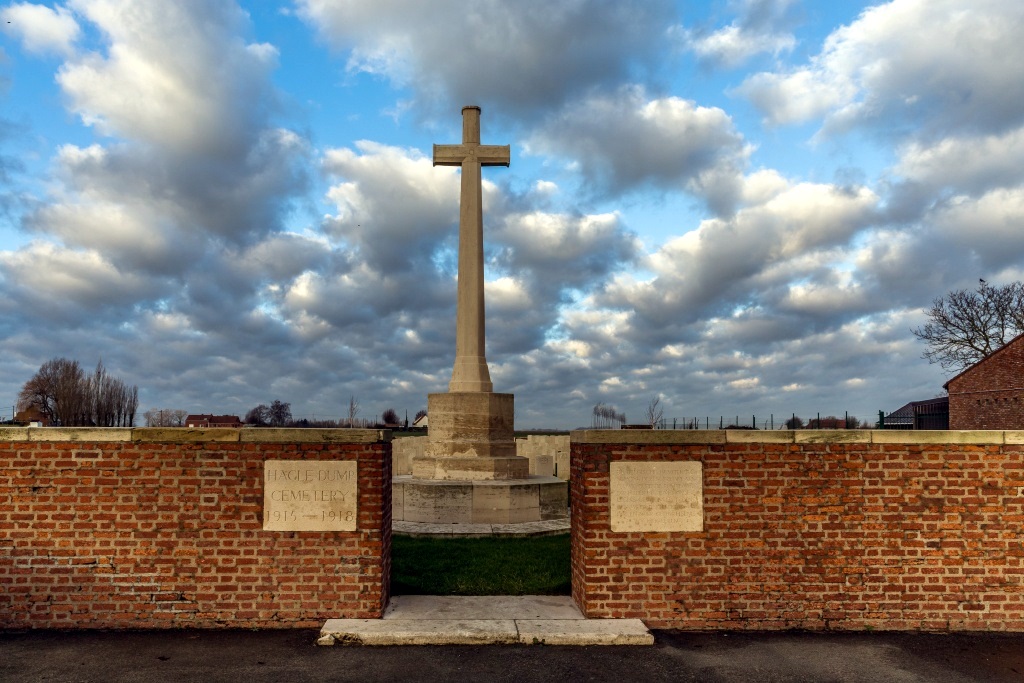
xmin=433 ymin=106 xmax=510 ymax=393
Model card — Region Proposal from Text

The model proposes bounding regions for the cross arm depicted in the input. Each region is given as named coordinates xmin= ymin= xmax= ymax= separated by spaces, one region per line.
xmin=433 ymin=144 xmax=511 ymax=167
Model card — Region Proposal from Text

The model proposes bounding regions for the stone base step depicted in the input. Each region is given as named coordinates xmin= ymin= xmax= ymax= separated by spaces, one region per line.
xmin=317 ymin=595 xmax=653 ymax=646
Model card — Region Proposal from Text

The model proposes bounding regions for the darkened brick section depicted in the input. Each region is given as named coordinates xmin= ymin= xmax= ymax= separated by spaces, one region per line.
xmin=947 ymin=333 xmax=1024 ymax=429
xmin=0 ymin=428 xmax=391 ymax=629
xmin=571 ymin=430 xmax=1024 ymax=630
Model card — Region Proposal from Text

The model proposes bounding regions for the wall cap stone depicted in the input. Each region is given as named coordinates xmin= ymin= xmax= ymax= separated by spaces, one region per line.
xmin=0 ymin=427 xmax=30 ymax=441
xmin=3 ymin=427 xmax=390 ymax=443
xmin=13 ymin=427 xmax=1011 ymax=446
xmin=240 ymin=428 xmax=390 ymax=443
xmin=870 ymin=430 xmax=1004 ymax=444
xmin=796 ymin=430 xmax=871 ymax=444
xmin=570 ymin=429 xmax=1013 ymax=446
xmin=726 ymin=430 xmax=794 ymax=443
xmin=29 ymin=427 xmax=133 ymax=442
xmin=1004 ymin=431 xmax=1024 ymax=444
xmin=133 ymin=427 xmax=240 ymax=443
xmin=571 ymin=430 xmax=727 ymax=444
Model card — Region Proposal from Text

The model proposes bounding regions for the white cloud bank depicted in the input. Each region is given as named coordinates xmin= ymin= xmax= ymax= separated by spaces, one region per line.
xmin=2 ymin=0 xmax=1023 ymax=428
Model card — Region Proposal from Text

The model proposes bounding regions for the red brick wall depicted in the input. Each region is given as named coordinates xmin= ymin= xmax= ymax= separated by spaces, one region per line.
xmin=948 ymin=337 xmax=1024 ymax=429
xmin=0 ymin=428 xmax=391 ymax=629
xmin=571 ymin=431 xmax=1024 ymax=630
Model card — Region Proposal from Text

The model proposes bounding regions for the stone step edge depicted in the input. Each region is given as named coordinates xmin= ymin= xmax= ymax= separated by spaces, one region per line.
xmin=317 ymin=618 xmax=653 ymax=646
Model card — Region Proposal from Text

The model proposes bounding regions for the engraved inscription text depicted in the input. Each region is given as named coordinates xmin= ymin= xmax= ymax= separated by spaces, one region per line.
xmin=610 ymin=461 xmax=703 ymax=532
xmin=263 ymin=460 xmax=357 ymax=531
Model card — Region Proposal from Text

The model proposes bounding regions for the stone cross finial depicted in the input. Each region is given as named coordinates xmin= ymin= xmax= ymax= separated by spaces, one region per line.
xmin=433 ymin=106 xmax=510 ymax=393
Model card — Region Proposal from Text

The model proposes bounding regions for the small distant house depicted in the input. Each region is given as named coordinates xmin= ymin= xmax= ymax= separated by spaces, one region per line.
xmin=881 ymin=397 xmax=949 ymax=430
xmin=945 ymin=332 xmax=1024 ymax=429
xmin=185 ymin=414 xmax=243 ymax=428
xmin=14 ymin=405 xmax=49 ymax=427
xmin=412 ymin=414 xmax=428 ymax=428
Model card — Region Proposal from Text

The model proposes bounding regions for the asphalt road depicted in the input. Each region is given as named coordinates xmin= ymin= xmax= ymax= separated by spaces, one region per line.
xmin=2 ymin=629 xmax=1022 ymax=682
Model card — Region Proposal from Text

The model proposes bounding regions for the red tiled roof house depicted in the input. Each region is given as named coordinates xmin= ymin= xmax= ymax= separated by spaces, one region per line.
xmin=184 ymin=414 xmax=243 ymax=428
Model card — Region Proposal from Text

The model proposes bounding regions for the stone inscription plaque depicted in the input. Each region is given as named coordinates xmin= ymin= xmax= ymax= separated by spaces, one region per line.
xmin=610 ymin=461 xmax=703 ymax=532
xmin=263 ymin=460 xmax=357 ymax=531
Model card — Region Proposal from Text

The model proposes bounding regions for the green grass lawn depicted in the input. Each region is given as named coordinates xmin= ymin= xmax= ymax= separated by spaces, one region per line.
xmin=390 ymin=533 xmax=571 ymax=596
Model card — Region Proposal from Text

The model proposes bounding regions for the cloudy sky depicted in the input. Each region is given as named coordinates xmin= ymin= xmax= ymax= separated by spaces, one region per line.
xmin=2 ymin=0 xmax=1023 ymax=429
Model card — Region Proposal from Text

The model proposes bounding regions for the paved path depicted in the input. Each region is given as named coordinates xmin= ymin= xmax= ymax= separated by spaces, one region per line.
xmin=2 ymin=628 xmax=1022 ymax=682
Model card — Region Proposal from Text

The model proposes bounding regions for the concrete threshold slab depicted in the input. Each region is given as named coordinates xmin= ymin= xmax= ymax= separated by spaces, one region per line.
xmin=393 ymin=517 xmax=570 ymax=538
xmin=318 ymin=596 xmax=653 ymax=646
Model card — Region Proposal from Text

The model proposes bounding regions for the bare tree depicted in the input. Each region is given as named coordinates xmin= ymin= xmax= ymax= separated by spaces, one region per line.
xmin=268 ymin=400 xmax=291 ymax=427
xmin=88 ymin=360 xmax=136 ymax=426
xmin=346 ymin=396 xmax=360 ymax=428
xmin=912 ymin=280 xmax=1024 ymax=372
xmin=592 ymin=402 xmax=626 ymax=428
xmin=144 ymin=408 xmax=187 ymax=427
xmin=245 ymin=404 xmax=270 ymax=426
xmin=49 ymin=359 xmax=87 ymax=426
xmin=645 ymin=397 xmax=664 ymax=428
xmin=381 ymin=407 xmax=399 ymax=425
xmin=17 ymin=359 xmax=64 ymax=422
xmin=19 ymin=357 xmax=138 ymax=426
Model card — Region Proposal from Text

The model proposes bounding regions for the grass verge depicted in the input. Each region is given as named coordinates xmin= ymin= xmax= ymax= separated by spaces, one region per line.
xmin=390 ymin=533 xmax=571 ymax=596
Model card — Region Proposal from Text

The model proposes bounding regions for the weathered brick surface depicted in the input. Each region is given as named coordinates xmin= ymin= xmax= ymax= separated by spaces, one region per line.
xmin=948 ymin=335 xmax=1024 ymax=429
xmin=571 ymin=431 xmax=1024 ymax=630
xmin=0 ymin=429 xmax=391 ymax=629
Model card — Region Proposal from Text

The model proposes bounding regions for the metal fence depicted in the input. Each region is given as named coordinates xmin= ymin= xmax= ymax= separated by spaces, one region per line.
xmin=649 ymin=412 xmax=868 ymax=430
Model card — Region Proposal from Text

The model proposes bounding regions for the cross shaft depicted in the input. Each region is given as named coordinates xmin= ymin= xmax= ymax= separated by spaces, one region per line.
xmin=433 ymin=106 xmax=509 ymax=393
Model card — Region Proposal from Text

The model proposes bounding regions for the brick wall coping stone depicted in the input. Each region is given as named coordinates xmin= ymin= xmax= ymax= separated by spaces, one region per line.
xmin=571 ymin=429 xmax=1020 ymax=445
xmin=0 ymin=426 xmax=391 ymax=443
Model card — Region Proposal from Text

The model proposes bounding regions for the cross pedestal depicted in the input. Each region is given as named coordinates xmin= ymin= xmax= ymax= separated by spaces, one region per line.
xmin=416 ymin=392 xmax=526 ymax=480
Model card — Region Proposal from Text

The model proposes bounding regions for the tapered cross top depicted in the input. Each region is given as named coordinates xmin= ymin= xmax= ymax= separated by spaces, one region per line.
xmin=433 ymin=106 xmax=509 ymax=393
xmin=433 ymin=106 xmax=510 ymax=168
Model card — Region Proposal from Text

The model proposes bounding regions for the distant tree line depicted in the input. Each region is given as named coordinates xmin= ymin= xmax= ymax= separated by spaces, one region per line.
xmin=244 ymin=400 xmax=293 ymax=427
xmin=592 ymin=402 xmax=626 ymax=428
xmin=242 ymin=397 xmax=412 ymax=429
xmin=786 ymin=414 xmax=865 ymax=429
xmin=143 ymin=408 xmax=188 ymax=427
xmin=18 ymin=358 xmax=138 ymax=427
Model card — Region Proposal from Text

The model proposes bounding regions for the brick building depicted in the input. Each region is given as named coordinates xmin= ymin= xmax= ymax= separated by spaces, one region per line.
xmin=945 ymin=332 xmax=1024 ymax=429
xmin=184 ymin=413 xmax=243 ymax=428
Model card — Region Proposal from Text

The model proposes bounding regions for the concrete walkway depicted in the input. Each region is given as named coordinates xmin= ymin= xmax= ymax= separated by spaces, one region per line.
xmin=318 ymin=595 xmax=653 ymax=646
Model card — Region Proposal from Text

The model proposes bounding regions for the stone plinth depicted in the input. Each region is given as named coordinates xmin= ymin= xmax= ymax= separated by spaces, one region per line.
xmin=413 ymin=455 xmax=529 ymax=481
xmin=397 ymin=391 xmax=568 ymax=526
xmin=417 ymin=392 xmax=528 ymax=480
xmin=393 ymin=475 xmax=567 ymax=525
